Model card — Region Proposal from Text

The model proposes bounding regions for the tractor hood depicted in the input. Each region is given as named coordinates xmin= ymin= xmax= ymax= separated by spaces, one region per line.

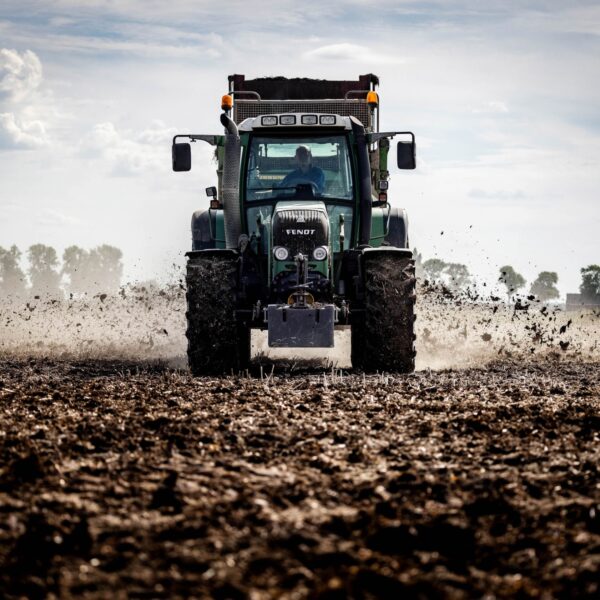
xmin=272 ymin=201 xmax=329 ymax=258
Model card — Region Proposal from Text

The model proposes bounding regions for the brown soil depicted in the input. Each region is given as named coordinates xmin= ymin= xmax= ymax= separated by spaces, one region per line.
xmin=0 ymin=356 xmax=598 ymax=599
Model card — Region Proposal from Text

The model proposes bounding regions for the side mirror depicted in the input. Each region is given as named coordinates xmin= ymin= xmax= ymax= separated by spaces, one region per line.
xmin=172 ymin=142 xmax=191 ymax=172
xmin=397 ymin=141 xmax=416 ymax=170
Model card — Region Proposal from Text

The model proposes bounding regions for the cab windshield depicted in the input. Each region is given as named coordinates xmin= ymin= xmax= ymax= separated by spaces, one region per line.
xmin=245 ymin=135 xmax=354 ymax=202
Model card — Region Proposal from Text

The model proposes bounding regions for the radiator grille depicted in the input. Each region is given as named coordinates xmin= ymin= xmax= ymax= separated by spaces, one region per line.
xmin=234 ymin=100 xmax=371 ymax=129
xmin=272 ymin=209 xmax=329 ymax=258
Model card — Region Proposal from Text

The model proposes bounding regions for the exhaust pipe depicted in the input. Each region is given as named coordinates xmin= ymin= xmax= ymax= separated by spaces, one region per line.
xmin=351 ymin=118 xmax=372 ymax=246
xmin=220 ymin=113 xmax=242 ymax=249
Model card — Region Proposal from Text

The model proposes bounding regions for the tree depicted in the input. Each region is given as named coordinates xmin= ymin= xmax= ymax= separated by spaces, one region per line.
xmin=530 ymin=271 xmax=559 ymax=302
xmin=62 ymin=245 xmax=90 ymax=294
xmin=423 ymin=258 xmax=446 ymax=282
xmin=499 ymin=265 xmax=526 ymax=299
xmin=444 ymin=262 xmax=470 ymax=290
xmin=27 ymin=244 xmax=61 ymax=296
xmin=0 ymin=245 xmax=27 ymax=296
xmin=62 ymin=245 xmax=123 ymax=294
xmin=90 ymin=244 xmax=123 ymax=292
xmin=580 ymin=264 xmax=600 ymax=302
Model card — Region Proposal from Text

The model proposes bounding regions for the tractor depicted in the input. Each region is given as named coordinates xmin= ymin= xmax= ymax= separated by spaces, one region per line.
xmin=172 ymin=74 xmax=416 ymax=374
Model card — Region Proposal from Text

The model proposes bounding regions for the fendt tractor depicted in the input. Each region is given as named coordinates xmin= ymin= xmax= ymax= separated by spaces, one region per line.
xmin=172 ymin=74 xmax=417 ymax=375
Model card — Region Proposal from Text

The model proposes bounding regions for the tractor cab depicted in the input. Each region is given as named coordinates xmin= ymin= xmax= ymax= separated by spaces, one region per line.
xmin=240 ymin=117 xmax=358 ymax=313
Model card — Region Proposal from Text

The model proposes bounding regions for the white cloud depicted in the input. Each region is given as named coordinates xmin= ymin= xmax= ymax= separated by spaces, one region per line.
xmin=0 ymin=49 xmax=53 ymax=149
xmin=84 ymin=121 xmax=119 ymax=149
xmin=304 ymin=43 xmax=369 ymax=61
xmin=135 ymin=120 xmax=177 ymax=145
xmin=0 ymin=202 xmax=78 ymax=227
xmin=81 ymin=120 xmax=177 ymax=176
xmin=518 ymin=4 xmax=600 ymax=37
xmin=303 ymin=43 xmax=404 ymax=65
xmin=0 ymin=112 xmax=47 ymax=148
xmin=48 ymin=17 xmax=78 ymax=27
xmin=0 ymin=48 xmax=42 ymax=103
xmin=35 ymin=208 xmax=80 ymax=227
xmin=470 ymin=101 xmax=509 ymax=114
xmin=30 ymin=0 xmax=337 ymax=28
xmin=12 ymin=34 xmax=224 ymax=60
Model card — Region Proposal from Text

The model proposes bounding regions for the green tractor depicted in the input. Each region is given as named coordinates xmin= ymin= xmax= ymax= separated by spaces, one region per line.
xmin=172 ymin=74 xmax=416 ymax=375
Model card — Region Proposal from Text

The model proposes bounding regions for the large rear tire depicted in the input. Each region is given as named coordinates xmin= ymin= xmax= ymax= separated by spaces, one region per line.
xmin=351 ymin=253 xmax=416 ymax=373
xmin=186 ymin=253 xmax=251 ymax=376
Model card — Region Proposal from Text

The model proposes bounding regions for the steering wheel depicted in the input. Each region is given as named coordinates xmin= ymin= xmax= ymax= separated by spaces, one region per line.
xmin=294 ymin=182 xmax=320 ymax=197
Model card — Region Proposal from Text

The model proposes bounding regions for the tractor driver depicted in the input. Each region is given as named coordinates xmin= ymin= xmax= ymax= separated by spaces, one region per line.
xmin=280 ymin=145 xmax=325 ymax=194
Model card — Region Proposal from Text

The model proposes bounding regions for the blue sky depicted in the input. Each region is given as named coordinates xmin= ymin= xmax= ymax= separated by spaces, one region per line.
xmin=1 ymin=0 xmax=599 ymax=295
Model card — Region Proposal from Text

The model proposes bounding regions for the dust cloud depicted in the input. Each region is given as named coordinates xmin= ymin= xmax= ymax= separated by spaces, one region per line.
xmin=415 ymin=284 xmax=600 ymax=369
xmin=1 ymin=283 xmax=598 ymax=370
xmin=0 ymin=285 xmax=187 ymax=365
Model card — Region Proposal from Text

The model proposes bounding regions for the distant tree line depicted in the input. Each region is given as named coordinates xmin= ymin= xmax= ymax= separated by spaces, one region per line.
xmin=414 ymin=251 xmax=473 ymax=292
xmin=414 ymin=248 xmax=599 ymax=303
xmin=419 ymin=256 xmax=472 ymax=291
xmin=0 ymin=244 xmax=123 ymax=297
xmin=496 ymin=265 xmax=600 ymax=303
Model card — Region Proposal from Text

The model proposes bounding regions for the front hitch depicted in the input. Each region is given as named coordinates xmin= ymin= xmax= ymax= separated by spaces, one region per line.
xmin=265 ymin=253 xmax=337 ymax=348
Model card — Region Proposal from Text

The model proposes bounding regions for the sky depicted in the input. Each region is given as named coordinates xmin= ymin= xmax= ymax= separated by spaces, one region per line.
xmin=1 ymin=0 xmax=599 ymax=297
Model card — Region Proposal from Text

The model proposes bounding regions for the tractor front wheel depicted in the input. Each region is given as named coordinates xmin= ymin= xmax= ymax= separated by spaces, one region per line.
xmin=186 ymin=253 xmax=250 ymax=376
xmin=351 ymin=252 xmax=416 ymax=373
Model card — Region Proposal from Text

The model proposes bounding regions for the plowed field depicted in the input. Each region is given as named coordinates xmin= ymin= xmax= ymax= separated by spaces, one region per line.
xmin=0 ymin=290 xmax=599 ymax=598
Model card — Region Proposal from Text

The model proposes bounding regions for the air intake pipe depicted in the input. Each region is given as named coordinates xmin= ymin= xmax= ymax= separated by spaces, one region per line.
xmin=350 ymin=118 xmax=372 ymax=246
xmin=220 ymin=113 xmax=242 ymax=249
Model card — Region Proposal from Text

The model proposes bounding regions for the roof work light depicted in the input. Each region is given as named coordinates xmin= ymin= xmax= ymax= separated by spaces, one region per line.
xmin=279 ymin=115 xmax=297 ymax=125
xmin=301 ymin=115 xmax=318 ymax=125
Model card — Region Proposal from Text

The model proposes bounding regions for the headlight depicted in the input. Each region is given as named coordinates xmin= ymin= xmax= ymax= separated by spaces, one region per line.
xmin=273 ymin=246 xmax=289 ymax=261
xmin=319 ymin=115 xmax=336 ymax=125
xmin=312 ymin=246 xmax=328 ymax=261
xmin=279 ymin=115 xmax=296 ymax=125
xmin=261 ymin=116 xmax=277 ymax=126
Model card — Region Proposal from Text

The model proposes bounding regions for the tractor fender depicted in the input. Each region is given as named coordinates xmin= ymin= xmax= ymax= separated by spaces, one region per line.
xmin=385 ymin=206 xmax=410 ymax=249
xmin=191 ymin=209 xmax=216 ymax=251
xmin=361 ymin=246 xmax=413 ymax=260
xmin=185 ymin=248 xmax=238 ymax=260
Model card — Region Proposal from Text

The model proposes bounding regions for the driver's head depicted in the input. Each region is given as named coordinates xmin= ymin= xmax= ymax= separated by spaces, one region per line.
xmin=295 ymin=145 xmax=312 ymax=173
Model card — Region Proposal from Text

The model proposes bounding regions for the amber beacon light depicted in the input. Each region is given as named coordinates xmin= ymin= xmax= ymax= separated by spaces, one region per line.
xmin=366 ymin=91 xmax=379 ymax=107
xmin=221 ymin=94 xmax=233 ymax=111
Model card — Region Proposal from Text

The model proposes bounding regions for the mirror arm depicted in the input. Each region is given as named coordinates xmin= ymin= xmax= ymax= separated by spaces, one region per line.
xmin=172 ymin=134 xmax=219 ymax=146
xmin=367 ymin=131 xmax=414 ymax=144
